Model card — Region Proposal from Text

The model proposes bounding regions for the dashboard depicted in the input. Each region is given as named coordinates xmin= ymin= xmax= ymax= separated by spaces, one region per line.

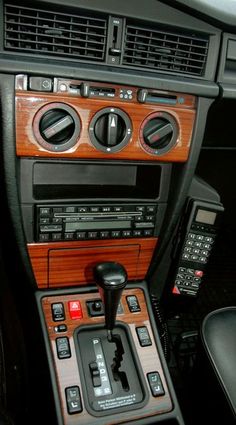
xmin=0 ymin=0 xmax=236 ymax=424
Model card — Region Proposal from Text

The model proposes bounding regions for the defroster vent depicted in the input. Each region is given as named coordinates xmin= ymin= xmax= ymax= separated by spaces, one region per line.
xmin=4 ymin=3 xmax=107 ymax=62
xmin=123 ymin=23 xmax=209 ymax=77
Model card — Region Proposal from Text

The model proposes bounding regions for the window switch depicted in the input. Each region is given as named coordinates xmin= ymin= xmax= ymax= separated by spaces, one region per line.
xmin=147 ymin=372 xmax=165 ymax=397
xmin=126 ymin=295 xmax=141 ymax=312
xmin=65 ymin=386 xmax=83 ymax=414
xmin=51 ymin=302 xmax=65 ymax=321
xmin=136 ymin=326 xmax=152 ymax=347
xmin=56 ymin=337 xmax=71 ymax=359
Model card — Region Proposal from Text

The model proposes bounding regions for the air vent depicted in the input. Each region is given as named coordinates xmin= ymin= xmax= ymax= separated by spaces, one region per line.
xmin=4 ymin=3 xmax=107 ymax=62
xmin=123 ymin=24 xmax=209 ymax=77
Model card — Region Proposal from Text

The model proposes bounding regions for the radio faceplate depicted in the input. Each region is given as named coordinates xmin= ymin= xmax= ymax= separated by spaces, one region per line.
xmin=36 ymin=204 xmax=157 ymax=242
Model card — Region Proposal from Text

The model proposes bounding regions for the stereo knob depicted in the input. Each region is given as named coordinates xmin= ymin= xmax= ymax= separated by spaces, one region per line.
xmin=140 ymin=112 xmax=178 ymax=155
xmin=89 ymin=107 xmax=132 ymax=153
xmin=33 ymin=103 xmax=81 ymax=152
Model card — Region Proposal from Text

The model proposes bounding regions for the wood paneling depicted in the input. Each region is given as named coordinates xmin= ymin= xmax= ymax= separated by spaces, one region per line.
xmin=41 ymin=288 xmax=172 ymax=425
xmin=16 ymin=86 xmax=196 ymax=162
xmin=28 ymin=238 xmax=157 ymax=289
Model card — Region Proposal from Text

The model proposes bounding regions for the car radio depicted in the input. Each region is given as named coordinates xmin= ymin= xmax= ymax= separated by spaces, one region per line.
xmin=36 ymin=203 xmax=157 ymax=242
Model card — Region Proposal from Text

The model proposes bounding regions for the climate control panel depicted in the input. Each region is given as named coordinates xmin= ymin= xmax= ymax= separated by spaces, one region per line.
xmin=16 ymin=75 xmax=196 ymax=162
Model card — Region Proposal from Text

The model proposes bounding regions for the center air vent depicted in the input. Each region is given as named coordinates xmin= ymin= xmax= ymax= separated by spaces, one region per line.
xmin=4 ymin=3 xmax=107 ymax=62
xmin=123 ymin=23 xmax=209 ymax=77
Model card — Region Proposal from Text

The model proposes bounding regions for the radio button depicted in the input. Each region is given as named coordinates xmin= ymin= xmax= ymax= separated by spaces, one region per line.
xmin=40 ymin=225 xmax=63 ymax=232
xmin=90 ymin=207 xmax=100 ymax=212
xmin=76 ymin=232 xmax=86 ymax=239
xmin=133 ymin=230 xmax=142 ymax=237
xmin=122 ymin=230 xmax=132 ymax=237
xmin=114 ymin=207 xmax=123 ymax=212
xmin=136 ymin=206 xmax=145 ymax=212
xmin=111 ymin=231 xmax=121 ymax=238
xmin=100 ymin=231 xmax=110 ymax=238
xmin=39 ymin=207 xmax=51 ymax=216
xmin=52 ymin=218 xmax=62 ymax=224
xmin=40 ymin=218 xmax=50 ymax=224
xmin=65 ymin=233 xmax=74 ymax=240
xmin=65 ymin=206 xmax=76 ymax=213
xmin=147 ymin=206 xmax=156 ymax=213
xmin=39 ymin=233 xmax=50 ymax=242
xmin=88 ymin=232 xmax=98 ymax=239
xmin=78 ymin=207 xmax=88 ymax=213
xmin=135 ymin=222 xmax=154 ymax=228
xmin=53 ymin=207 xmax=63 ymax=213
xmin=135 ymin=216 xmax=143 ymax=222
xmin=102 ymin=207 xmax=111 ymax=212
xmin=144 ymin=229 xmax=154 ymax=236
xmin=52 ymin=233 xmax=62 ymax=241
xmin=145 ymin=215 xmax=155 ymax=221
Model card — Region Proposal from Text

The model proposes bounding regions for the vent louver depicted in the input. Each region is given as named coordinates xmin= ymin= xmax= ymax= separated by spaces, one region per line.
xmin=4 ymin=3 xmax=107 ymax=62
xmin=123 ymin=24 xmax=209 ymax=77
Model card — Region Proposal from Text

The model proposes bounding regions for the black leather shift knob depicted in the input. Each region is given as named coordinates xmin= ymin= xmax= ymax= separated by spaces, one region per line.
xmin=94 ymin=262 xmax=127 ymax=331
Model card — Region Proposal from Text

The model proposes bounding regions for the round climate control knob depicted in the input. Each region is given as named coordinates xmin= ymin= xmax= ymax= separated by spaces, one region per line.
xmin=33 ymin=102 xmax=81 ymax=152
xmin=89 ymin=107 xmax=132 ymax=153
xmin=140 ymin=112 xmax=178 ymax=155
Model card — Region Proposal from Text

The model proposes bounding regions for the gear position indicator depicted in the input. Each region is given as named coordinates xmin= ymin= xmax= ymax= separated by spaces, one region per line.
xmin=92 ymin=338 xmax=112 ymax=397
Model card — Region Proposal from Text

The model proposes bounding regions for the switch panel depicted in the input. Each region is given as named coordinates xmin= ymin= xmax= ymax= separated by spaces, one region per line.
xmin=147 ymin=372 xmax=165 ymax=397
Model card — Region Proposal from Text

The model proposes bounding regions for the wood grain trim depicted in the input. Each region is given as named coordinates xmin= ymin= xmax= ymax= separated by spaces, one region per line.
xmin=28 ymin=238 xmax=157 ymax=289
xmin=41 ymin=288 xmax=172 ymax=425
xmin=16 ymin=90 xmax=196 ymax=162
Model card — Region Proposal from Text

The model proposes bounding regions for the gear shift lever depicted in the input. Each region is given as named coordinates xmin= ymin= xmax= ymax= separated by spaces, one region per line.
xmin=94 ymin=262 xmax=127 ymax=340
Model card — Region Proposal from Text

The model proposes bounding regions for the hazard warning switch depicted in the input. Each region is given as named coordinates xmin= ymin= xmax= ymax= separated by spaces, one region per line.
xmin=68 ymin=301 xmax=83 ymax=320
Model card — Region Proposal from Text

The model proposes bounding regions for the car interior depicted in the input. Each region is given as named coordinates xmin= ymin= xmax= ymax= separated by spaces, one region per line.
xmin=0 ymin=0 xmax=236 ymax=424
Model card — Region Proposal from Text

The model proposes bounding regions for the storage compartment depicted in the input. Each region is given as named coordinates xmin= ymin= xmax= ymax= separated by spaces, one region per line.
xmin=33 ymin=162 xmax=162 ymax=200
xmin=48 ymin=244 xmax=140 ymax=287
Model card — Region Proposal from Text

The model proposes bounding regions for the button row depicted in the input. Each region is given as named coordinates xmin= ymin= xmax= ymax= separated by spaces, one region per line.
xmin=182 ymin=253 xmax=208 ymax=263
xmin=52 ymin=295 xmax=142 ymax=326
xmin=39 ymin=215 xmax=155 ymax=227
xmin=188 ymin=233 xmax=215 ymax=243
xmin=39 ymin=228 xmax=154 ymax=242
xmin=39 ymin=205 xmax=156 ymax=216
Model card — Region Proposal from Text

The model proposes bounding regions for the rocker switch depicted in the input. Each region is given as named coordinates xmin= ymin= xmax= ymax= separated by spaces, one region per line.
xmin=51 ymin=302 xmax=65 ymax=321
xmin=126 ymin=295 xmax=141 ymax=313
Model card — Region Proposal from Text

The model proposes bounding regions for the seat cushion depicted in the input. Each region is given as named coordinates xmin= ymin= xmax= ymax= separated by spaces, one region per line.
xmin=201 ymin=307 xmax=236 ymax=417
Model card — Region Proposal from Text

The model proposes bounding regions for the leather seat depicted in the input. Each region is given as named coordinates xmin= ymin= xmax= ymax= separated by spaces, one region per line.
xmin=201 ymin=307 xmax=236 ymax=422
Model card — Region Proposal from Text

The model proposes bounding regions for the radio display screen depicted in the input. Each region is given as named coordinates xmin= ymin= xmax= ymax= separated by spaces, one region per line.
xmin=65 ymin=221 xmax=131 ymax=232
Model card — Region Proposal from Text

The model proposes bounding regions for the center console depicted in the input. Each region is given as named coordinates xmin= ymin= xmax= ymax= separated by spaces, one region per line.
xmin=37 ymin=281 xmax=182 ymax=424
xmin=14 ymin=73 xmax=195 ymax=424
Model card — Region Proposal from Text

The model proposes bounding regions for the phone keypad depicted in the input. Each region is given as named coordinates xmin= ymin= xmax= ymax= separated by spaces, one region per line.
xmin=174 ymin=267 xmax=204 ymax=296
xmin=181 ymin=232 xmax=215 ymax=263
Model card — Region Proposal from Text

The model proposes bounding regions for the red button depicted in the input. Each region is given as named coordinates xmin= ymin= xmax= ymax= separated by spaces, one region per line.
xmin=172 ymin=286 xmax=180 ymax=295
xmin=195 ymin=270 xmax=204 ymax=278
xmin=68 ymin=301 xmax=83 ymax=320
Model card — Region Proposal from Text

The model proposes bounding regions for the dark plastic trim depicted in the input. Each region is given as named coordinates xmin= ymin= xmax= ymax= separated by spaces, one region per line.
xmin=219 ymin=84 xmax=236 ymax=99
xmin=0 ymin=58 xmax=218 ymax=97
xmin=0 ymin=73 xmax=36 ymax=286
